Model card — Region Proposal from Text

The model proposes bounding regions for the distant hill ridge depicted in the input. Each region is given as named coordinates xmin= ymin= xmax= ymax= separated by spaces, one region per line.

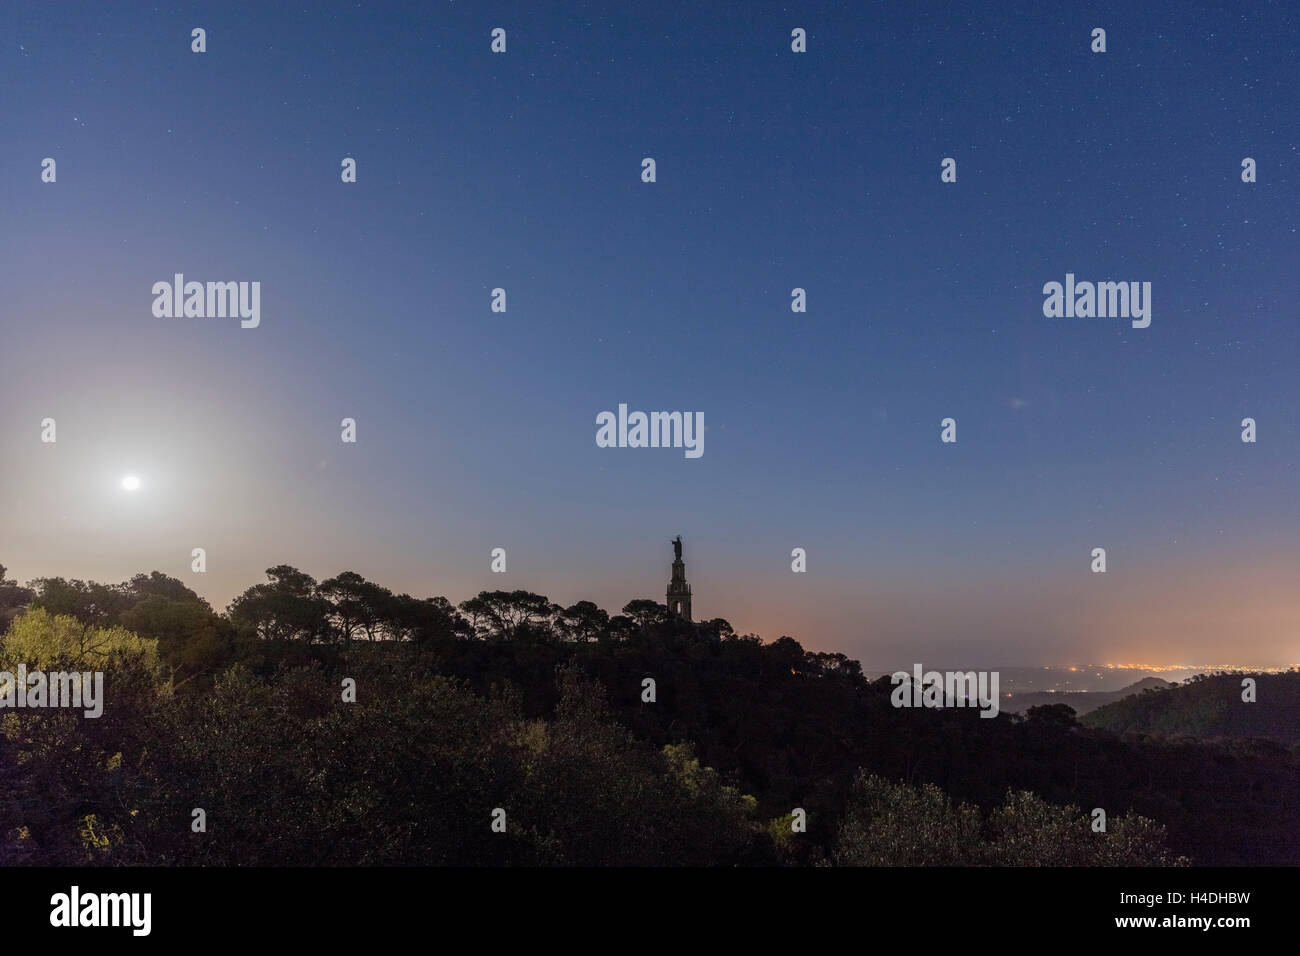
xmin=1082 ymin=671 xmax=1300 ymax=746
xmin=1004 ymin=677 xmax=1171 ymax=716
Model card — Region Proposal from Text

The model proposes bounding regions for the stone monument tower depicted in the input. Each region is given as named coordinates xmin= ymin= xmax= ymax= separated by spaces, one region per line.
xmin=667 ymin=535 xmax=692 ymax=621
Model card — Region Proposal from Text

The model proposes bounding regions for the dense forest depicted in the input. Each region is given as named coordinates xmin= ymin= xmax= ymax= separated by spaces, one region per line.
xmin=0 ymin=563 xmax=1295 ymax=866
xmin=1084 ymin=671 xmax=1300 ymax=746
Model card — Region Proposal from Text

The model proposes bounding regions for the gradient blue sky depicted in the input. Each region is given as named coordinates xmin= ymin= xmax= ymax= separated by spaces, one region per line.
xmin=2 ymin=0 xmax=1297 ymax=667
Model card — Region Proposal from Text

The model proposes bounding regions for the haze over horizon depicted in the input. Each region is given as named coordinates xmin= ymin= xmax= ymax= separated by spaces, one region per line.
xmin=2 ymin=1 xmax=1297 ymax=670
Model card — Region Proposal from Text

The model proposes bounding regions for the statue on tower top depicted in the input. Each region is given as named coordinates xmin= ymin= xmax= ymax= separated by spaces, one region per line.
xmin=667 ymin=535 xmax=691 ymax=621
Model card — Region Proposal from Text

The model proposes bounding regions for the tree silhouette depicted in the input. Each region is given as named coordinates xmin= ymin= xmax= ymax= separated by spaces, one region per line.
xmin=1 ymin=561 xmax=1294 ymax=866
xmin=228 ymin=566 xmax=328 ymax=642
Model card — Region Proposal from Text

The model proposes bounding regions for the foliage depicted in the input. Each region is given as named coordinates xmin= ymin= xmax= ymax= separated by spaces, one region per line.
xmin=2 ymin=608 xmax=159 ymax=673
xmin=1 ymin=560 xmax=1295 ymax=866
xmin=832 ymin=773 xmax=1187 ymax=866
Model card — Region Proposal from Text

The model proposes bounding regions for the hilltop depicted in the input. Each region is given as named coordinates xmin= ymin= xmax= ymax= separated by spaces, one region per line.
xmin=1084 ymin=671 xmax=1300 ymax=746
xmin=1 ymin=564 xmax=1298 ymax=866
xmin=1005 ymin=677 xmax=1172 ymax=716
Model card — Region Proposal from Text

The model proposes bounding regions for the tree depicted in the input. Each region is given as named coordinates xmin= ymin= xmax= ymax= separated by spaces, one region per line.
xmin=29 ymin=578 xmax=131 ymax=630
xmin=621 ymin=599 xmax=669 ymax=631
xmin=808 ymin=651 xmax=863 ymax=679
xmin=2 ymin=607 xmax=159 ymax=672
xmin=832 ymin=772 xmax=1187 ymax=866
xmin=832 ymin=772 xmax=983 ymax=866
xmin=124 ymin=572 xmax=205 ymax=606
xmin=696 ymin=617 xmax=735 ymax=640
xmin=558 ymin=601 xmax=608 ymax=642
xmin=227 ymin=566 xmax=328 ymax=642
xmin=982 ymin=790 xmax=1187 ymax=866
xmin=119 ymin=595 xmax=245 ymax=685
xmin=457 ymin=590 xmax=560 ymax=641
xmin=387 ymin=594 xmax=470 ymax=645
xmin=766 ymin=636 xmax=809 ymax=675
xmin=505 ymin=664 xmax=761 ymax=865
xmin=354 ymin=579 xmax=395 ymax=641
xmin=319 ymin=571 xmax=374 ymax=643
xmin=0 ymin=564 xmax=35 ymax=634
xmin=1025 ymin=702 xmax=1081 ymax=730
xmin=602 ymin=614 xmax=636 ymax=643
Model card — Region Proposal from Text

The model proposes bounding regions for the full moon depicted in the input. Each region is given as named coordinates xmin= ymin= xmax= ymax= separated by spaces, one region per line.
xmin=121 ymin=475 xmax=142 ymax=492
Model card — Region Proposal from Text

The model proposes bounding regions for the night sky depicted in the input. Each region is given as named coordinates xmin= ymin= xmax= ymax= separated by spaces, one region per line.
xmin=2 ymin=1 xmax=1297 ymax=668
